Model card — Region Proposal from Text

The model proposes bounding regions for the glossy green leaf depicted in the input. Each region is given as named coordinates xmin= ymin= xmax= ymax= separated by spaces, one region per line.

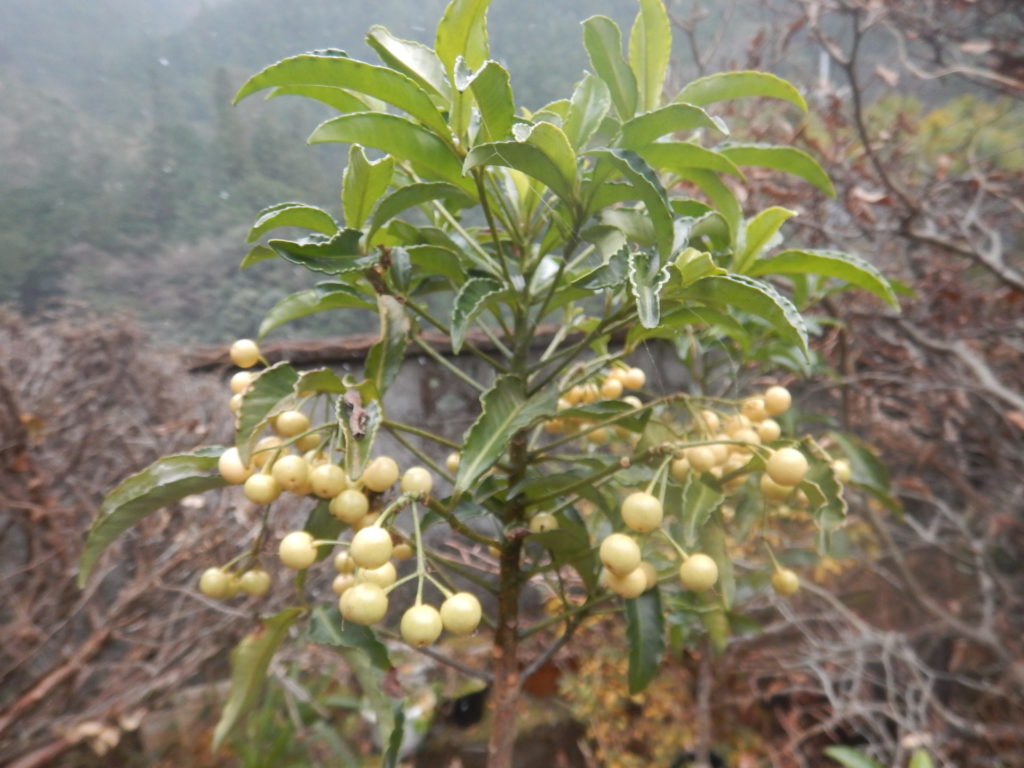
xmin=680 ymin=273 xmax=809 ymax=357
xmin=638 ymin=141 xmax=744 ymax=178
xmin=735 ymin=206 xmax=797 ymax=273
xmin=406 ymin=244 xmax=468 ymax=284
xmin=436 ymin=0 xmax=490 ymax=74
xmin=309 ymin=604 xmax=391 ymax=671
xmin=619 ymin=103 xmax=728 ymax=149
xmin=823 ymin=746 xmax=884 ymax=768
xmin=628 ymin=0 xmax=671 ymax=112
xmin=233 ymin=53 xmax=449 ymax=136
xmin=236 ymin=362 xmax=300 ymax=464
xmin=310 ymin=113 xmax=472 ymax=193
xmin=212 ymin=608 xmax=303 ymax=751
xmin=557 ymin=400 xmax=651 ymax=433
xmin=366 ymin=25 xmax=450 ymax=100
xmin=625 ymin=588 xmax=665 ymax=693
xmin=628 ymin=249 xmax=671 ymax=328
xmin=718 ymin=144 xmax=835 ymax=197
xmin=589 ymin=148 xmax=673 ymax=256
xmin=342 ymin=145 xmax=394 ymax=230
xmin=455 ymin=375 xmax=557 ymax=494
xmin=674 ymin=70 xmax=807 ymax=112
xmin=247 ymin=203 xmax=338 ymax=243
xmin=294 ymin=367 xmax=347 ymax=397
xmin=269 ymin=230 xmax=368 ymax=276
xmin=564 ymin=73 xmax=612 ymax=150
xmin=258 ymin=284 xmax=374 ymax=339
xmin=748 ymin=249 xmax=899 ymax=308
xmin=368 ymin=182 xmax=474 ymax=240
xmin=908 ymin=749 xmax=935 ymax=768
xmin=582 ymin=15 xmax=638 ymax=120
xmin=337 ymin=381 xmax=383 ymax=482
xmin=267 ymin=84 xmax=368 ymax=113
xmin=364 ymin=296 xmax=410 ymax=396
xmin=240 ymin=244 xmax=278 ymax=269
xmin=450 ymin=276 xmax=503 ymax=354
xmin=467 ymin=60 xmax=515 ymax=143
xmin=625 ymin=305 xmax=746 ymax=352
xmin=78 ymin=447 xmax=227 ymax=586
xmin=700 ymin=510 xmax=735 ymax=608
xmin=673 ymin=168 xmax=741 ymax=242
xmin=531 ymin=514 xmax=598 ymax=591
xmin=673 ymin=247 xmax=724 ymax=286
xmin=572 ymin=245 xmax=630 ymax=290
xmin=525 ymin=122 xmax=578 ymax=196
xmin=681 ymin=476 xmax=724 ymax=547
xmin=464 ymin=140 xmax=574 ymax=203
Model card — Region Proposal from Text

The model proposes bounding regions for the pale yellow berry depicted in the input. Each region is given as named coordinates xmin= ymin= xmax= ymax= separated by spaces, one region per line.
xmin=601 ymin=377 xmax=624 ymax=399
xmin=218 ymin=447 xmax=253 ymax=485
xmin=766 ymin=447 xmax=809 ymax=487
xmin=679 ymin=553 xmax=719 ymax=591
xmin=244 ymin=473 xmax=281 ymax=504
xmin=361 ymin=456 xmax=399 ymax=493
xmin=400 ymin=467 xmax=433 ymax=496
xmin=764 ymin=386 xmax=792 ymax=416
xmin=310 ymin=464 xmax=347 ymax=498
xmin=622 ymin=367 xmax=646 ymax=390
xmin=230 ymin=339 xmax=260 ymax=369
xmin=271 ymin=454 xmax=309 ymax=493
xmin=230 ymin=370 xmax=255 ymax=395
xmin=274 ymin=410 xmax=310 ymax=438
xmin=756 ymin=419 xmax=781 ymax=443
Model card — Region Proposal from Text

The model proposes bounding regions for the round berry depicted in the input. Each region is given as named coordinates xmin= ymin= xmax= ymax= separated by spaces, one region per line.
xmin=586 ymin=426 xmax=610 ymax=445
xmin=218 ymin=447 xmax=253 ymax=485
xmin=400 ymin=466 xmax=433 ymax=496
xmin=766 ymin=447 xmax=809 ymax=487
xmin=279 ymin=531 xmax=318 ymax=570
xmin=445 ymin=452 xmax=461 ymax=473
xmin=772 ymin=568 xmax=800 ymax=596
xmin=698 ymin=409 xmax=720 ymax=434
xmin=198 ymin=567 xmax=231 ymax=599
xmin=670 ymin=457 xmax=690 ymax=483
xmin=274 ymin=410 xmax=310 ymax=438
xmin=621 ymin=492 xmax=662 ymax=533
xmin=340 ymin=582 xmax=388 ymax=625
xmin=359 ymin=561 xmax=397 ymax=588
xmin=622 ymin=395 xmax=643 ymax=409
xmin=603 ymin=566 xmax=647 ymax=598
xmin=601 ymin=377 xmax=624 ymax=400
xmin=764 ymin=386 xmax=792 ymax=416
xmin=251 ymin=436 xmax=282 ymax=467
xmin=333 ymin=550 xmax=355 ymax=574
xmin=332 ymin=573 xmax=356 ymax=596
xmin=833 ymin=458 xmax=852 ymax=484
xmin=685 ymin=446 xmax=717 ymax=473
xmin=440 ymin=592 xmax=483 ymax=635
xmin=724 ymin=413 xmax=752 ymax=436
xmin=731 ymin=428 xmax=761 ymax=455
xmin=230 ymin=370 xmax=255 ymax=395
xmin=401 ymin=604 xmax=443 ymax=647
xmin=679 ymin=553 xmax=719 ymax=591
xmin=529 ymin=513 xmax=559 ymax=533
xmin=760 ymin=473 xmax=794 ymax=502
xmin=741 ymin=397 xmax=768 ymax=422
xmin=756 ymin=419 xmax=781 ymax=443
xmin=296 ymin=432 xmax=322 ymax=452
xmin=330 ymin=489 xmax=369 ymax=524
xmin=310 ymin=464 xmax=347 ymax=499
xmin=392 ymin=543 xmax=414 ymax=561
xmin=230 ymin=339 xmax=260 ymax=369
xmin=640 ymin=561 xmax=658 ymax=590
xmin=362 ymin=456 xmax=399 ymax=493
xmin=580 ymin=383 xmax=600 ymax=404
xmin=622 ymin=367 xmax=646 ymax=390
xmin=599 ymin=533 xmax=642 ymax=576
xmin=239 ymin=568 xmax=271 ymax=597
xmin=244 ymin=473 xmax=281 ymax=504
xmin=350 ymin=526 xmax=393 ymax=569
xmin=271 ymin=454 xmax=309 ymax=493
xmin=228 ymin=394 xmax=243 ymax=414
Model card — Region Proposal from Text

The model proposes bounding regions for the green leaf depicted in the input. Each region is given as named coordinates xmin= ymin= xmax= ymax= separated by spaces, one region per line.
xmin=78 ymin=447 xmax=227 ymax=586
xmin=588 ymin=148 xmax=673 ymax=257
xmin=908 ymin=749 xmax=935 ymax=768
xmin=582 ymin=15 xmax=638 ymax=120
xmin=364 ymin=296 xmax=410 ymax=396
xmin=240 ymin=245 xmax=277 ymax=269
xmin=464 ymin=140 xmax=574 ymax=203
xmin=735 ymin=206 xmax=797 ymax=273
xmin=679 ymin=273 xmax=809 ymax=358
xmin=827 ymin=431 xmax=897 ymax=509
xmin=700 ymin=602 xmax=731 ymax=654
xmin=258 ymin=284 xmax=374 ymax=339
xmin=638 ymin=141 xmax=744 ymax=178
xmin=748 ymin=249 xmax=899 ymax=308
xmin=557 ymin=400 xmax=651 ymax=433
xmin=342 ymin=146 xmax=394 ymax=230
xmin=310 ymin=113 xmax=472 ymax=193
xmin=564 ymin=73 xmax=612 ymax=150
xmin=406 ymin=244 xmax=468 ymax=284
xmin=436 ymin=0 xmax=490 ymax=74
xmin=309 ymin=604 xmax=391 ymax=671
xmin=212 ymin=608 xmax=303 ymax=751
xmin=524 ymin=122 xmax=578 ymax=197
xmin=572 ymin=245 xmax=630 ymax=290
xmin=619 ymin=103 xmax=728 ymax=150
xmin=624 ymin=588 xmax=665 ymax=693
xmin=823 ymin=746 xmax=884 ymax=768
xmin=247 ymin=203 xmax=339 ymax=243
xmin=368 ymin=182 xmax=474 ymax=241
xmin=628 ymin=0 xmax=671 ymax=112
xmin=625 ymin=305 xmax=746 ymax=352
xmin=382 ymin=705 xmax=406 ymax=768
xmin=718 ymin=144 xmax=835 ymax=197
xmin=531 ymin=514 xmax=598 ymax=591
xmin=236 ymin=362 xmax=300 ymax=464
xmin=674 ymin=70 xmax=807 ymax=112
xmin=673 ymin=247 xmax=724 ymax=286
xmin=673 ymin=168 xmax=741 ymax=242
xmin=627 ymin=250 xmax=671 ymax=328
xmin=304 ymin=501 xmax=344 ymax=562
xmin=294 ymin=367 xmax=347 ymax=396
xmin=233 ymin=53 xmax=450 ymax=137
xmin=267 ymin=84 xmax=369 ymax=113
xmin=269 ymin=230 xmax=367 ymax=276
xmin=450 ymin=277 xmax=503 ymax=354
xmin=700 ymin=510 xmax=735 ymax=608
xmin=681 ymin=477 xmax=724 ymax=548
xmin=455 ymin=375 xmax=557 ymax=494
xmin=466 ymin=60 xmax=515 ymax=143
xmin=366 ymin=25 xmax=450 ymax=100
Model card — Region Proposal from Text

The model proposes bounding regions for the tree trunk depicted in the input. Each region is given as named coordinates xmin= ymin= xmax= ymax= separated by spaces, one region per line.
xmin=486 ymin=537 xmax=522 ymax=767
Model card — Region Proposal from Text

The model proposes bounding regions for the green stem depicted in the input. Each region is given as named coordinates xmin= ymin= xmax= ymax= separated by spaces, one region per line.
xmin=413 ymin=335 xmax=487 ymax=392
xmin=412 ymin=502 xmax=425 ymax=604
xmin=382 ymin=418 xmax=460 ymax=449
